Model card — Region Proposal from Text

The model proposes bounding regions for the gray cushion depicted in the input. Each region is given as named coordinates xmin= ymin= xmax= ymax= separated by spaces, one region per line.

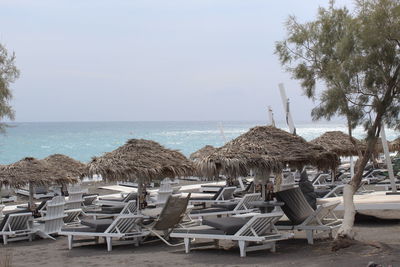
xmin=211 ymin=202 xmax=238 ymax=211
xmin=81 ymin=219 xmax=113 ymax=232
xmin=190 ymin=207 xmax=228 ymax=215
xmin=172 ymin=225 xmax=225 ymax=235
xmin=203 ymin=217 xmax=248 ymax=235
xmin=61 ymin=226 xmax=97 ymax=233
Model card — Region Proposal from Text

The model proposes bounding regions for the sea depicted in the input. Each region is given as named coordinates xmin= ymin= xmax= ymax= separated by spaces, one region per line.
xmin=0 ymin=121 xmax=398 ymax=165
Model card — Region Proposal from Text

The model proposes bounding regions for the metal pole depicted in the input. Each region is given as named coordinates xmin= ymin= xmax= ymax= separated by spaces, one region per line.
xmin=380 ymin=125 xmax=397 ymax=193
xmin=278 ymin=83 xmax=296 ymax=134
xmin=268 ymin=106 xmax=275 ymax=127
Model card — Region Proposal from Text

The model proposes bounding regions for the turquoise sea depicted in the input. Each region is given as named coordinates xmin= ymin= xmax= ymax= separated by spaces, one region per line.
xmin=0 ymin=121 xmax=398 ymax=164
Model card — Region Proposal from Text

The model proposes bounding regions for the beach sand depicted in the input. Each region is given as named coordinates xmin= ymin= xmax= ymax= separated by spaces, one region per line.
xmin=1 ymin=221 xmax=399 ymax=267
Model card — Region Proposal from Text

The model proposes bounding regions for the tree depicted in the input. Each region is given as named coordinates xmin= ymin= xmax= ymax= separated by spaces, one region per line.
xmin=275 ymin=0 xmax=400 ymax=247
xmin=0 ymin=43 xmax=19 ymax=132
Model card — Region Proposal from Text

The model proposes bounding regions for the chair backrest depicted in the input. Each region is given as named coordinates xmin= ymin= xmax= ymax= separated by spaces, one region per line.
xmin=123 ymin=192 xmax=137 ymax=203
xmin=235 ymin=213 xmax=282 ymax=237
xmin=0 ymin=212 xmax=32 ymax=232
xmin=105 ymin=214 xmax=143 ymax=234
xmin=234 ymin=193 xmax=262 ymax=211
xmin=43 ymin=196 xmax=66 ymax=234
xmin=216 ymin=187 xmax=236 ymax=201
xmin=64 ymin=209 xmax=82 ymax=223
xmin=276 ymin=187 xmax=314 ymax=225
xmin=66 ymin=185 xmax=85 ymax=209
xmin=302 ymin=201 xmax=341 ymax=226
xmin=120 ymin=200 xmax=137 ymax=215
xmin=153 ymin=193 xmax=191 ymax=231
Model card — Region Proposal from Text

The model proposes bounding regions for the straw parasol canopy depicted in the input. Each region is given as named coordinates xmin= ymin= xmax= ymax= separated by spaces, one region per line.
xmin=0 ymin=157 xmax=78 ymax=188
xmin=391 ymin=137 xmax=400 ymax=152
xmin=190 ymin=145 xmax=217 ymax=161
xmin=197 ymin=126 xmax=339 ymax=179
xmin=42 ymin=154 xmax=86 ymax=178
xmin=87 ymin=139 xmax=194 ymax=182
xmin=310 ymin=131 xmax=366 ymax=157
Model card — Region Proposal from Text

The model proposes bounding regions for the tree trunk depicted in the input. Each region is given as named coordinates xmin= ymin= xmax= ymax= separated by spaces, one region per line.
xmin=335 ymin=114 xmax=384 ymax=248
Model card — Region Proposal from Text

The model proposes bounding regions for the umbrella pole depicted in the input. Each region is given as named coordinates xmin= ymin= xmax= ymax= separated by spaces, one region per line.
xmin=28 ymin=183 xmax=34 ymax=211
xmin=137 ymin=181 xmax=142 ymax=214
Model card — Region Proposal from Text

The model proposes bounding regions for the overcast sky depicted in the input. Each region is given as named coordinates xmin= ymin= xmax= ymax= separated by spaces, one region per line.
xmin=1 ymin=0 xmax=354 ymax=122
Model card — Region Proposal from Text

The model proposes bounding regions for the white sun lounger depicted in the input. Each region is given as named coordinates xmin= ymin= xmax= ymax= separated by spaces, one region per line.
xmin=95 ymin=191 xmax=137 ymax=207
xmin=276 ymin=188 xmax=342 ymax=244
xmin=189 ymin=193 xmax=262 ymax=219
xmin=60 ymin=214 xmax=149 ymax=251
xmin=189 ymin=186 xmax=236 ymax=206
xmin=85 ymin=200 xmax=137 ymax=219
xmin=170 ymin=212 xmax=293 ymax=257
xmin=0 ymin=212 xmax=33 ymax=245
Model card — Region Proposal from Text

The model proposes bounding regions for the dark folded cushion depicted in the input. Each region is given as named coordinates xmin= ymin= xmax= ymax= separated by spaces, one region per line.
xmin=98 ymin=197 xmax=124 ymax=202
xmin=203 ymin=217 xmax=248 ymax=235
xmin=100 ymin=206 xmax=123 ymax=213
xmin=190 ymin=196 xmax=214 ymax=201
xmin=211 ymin=202 xmax=238 ymax=211
xmin=61 ymin=226 xmax=97 ymax=233
xmin=275 ymin=220 xmax=295 ymax=227
xmin=190 ymin=207 xmax=228 ymax=215
xmin=81 ymin=219 xmax=113 ymax=232
xmin=172 ymin=226 xmax=225 ymax=235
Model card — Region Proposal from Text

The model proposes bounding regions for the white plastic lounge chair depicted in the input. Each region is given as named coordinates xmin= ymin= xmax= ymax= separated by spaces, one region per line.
xmin=96 ymin=191 xmax=137 ymax=207
xmin=85 ymin=200 xmax=137 ymax=219
xmin=16 ymin=185 xmax=55 ymax=199
xmin=189 ymin=193 xmax=262 ymax=219
xmin=64 ymin=209 xmax=83 ymax=226
xmin=0 ymin=186 xmax=17 ymax=203
xmin=276 ymin=187 xmax=342 ymax=244
xmin=170 ymin=213 xmax=293 ymax=257
xmin=189 ymin=186 xmax=236 ymax=206
xmin=65 ymin=185 xmax=86 ymax=209
xmin=142 ymin=194 xmax=191 ymax=246
xmin=60 ymin=214 xmax=148 ymax=251
xmin=0 ymin=212 xmax=33 ymax=244
xmin=32 ymin=196 xmax=66 ymax=240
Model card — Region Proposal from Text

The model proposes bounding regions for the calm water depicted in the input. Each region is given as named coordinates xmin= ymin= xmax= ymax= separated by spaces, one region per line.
xmin=0 ymin=121 xmax=398 ymax=164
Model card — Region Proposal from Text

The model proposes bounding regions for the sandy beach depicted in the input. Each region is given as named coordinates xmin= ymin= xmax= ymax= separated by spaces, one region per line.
xmin=1 ymin=221 xmax=399 ymax=267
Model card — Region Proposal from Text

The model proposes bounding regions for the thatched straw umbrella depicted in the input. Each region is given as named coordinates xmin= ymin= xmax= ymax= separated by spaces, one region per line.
xmin=42 ymin=154 xmax=86 ymax=195
xmin=190 ymin=145 xmax=217 ymax=161
xmin=310 ymin=131 xmax=365 ymax=157
xmin=197 ymin=126 xmax=338 ymax=198
xmin=391 ymin=137 xmax=400 ymax=152
xmin=42 ymin=154 xmax=86 ymax=178
xmin=87 ymin=139 xmax=194 ymax=209
xmin=0 ymin=157 xmax=78 ymax=209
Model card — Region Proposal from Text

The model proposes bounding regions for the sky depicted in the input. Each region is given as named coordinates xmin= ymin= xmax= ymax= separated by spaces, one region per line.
xmin=0 ymin=0 xmax=355 ymax=123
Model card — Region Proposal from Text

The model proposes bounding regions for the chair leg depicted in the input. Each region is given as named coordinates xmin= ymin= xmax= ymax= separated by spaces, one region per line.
xmin=238 ymin=240 xmax=246 ymax=257
xmin=68 ymin=235 xmax=73 ymax=250
xmin=106 ymin=237 xmax=112 ymax=252
xmin=270 ymin=242 xmax=276 ymax=253
xmin=184 ymin=238 xmax=190 ymax=253
xmin=3 ymin=235 xmax=8 ymax=245
xmin=306 ymin=230 xmax=314 ymax=245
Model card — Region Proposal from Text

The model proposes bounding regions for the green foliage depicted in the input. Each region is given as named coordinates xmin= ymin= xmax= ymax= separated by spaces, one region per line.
xmin=0 ymin=43 xmax=19 ymax=132
xmin=275 ymin=0 xmax=400 ymax=135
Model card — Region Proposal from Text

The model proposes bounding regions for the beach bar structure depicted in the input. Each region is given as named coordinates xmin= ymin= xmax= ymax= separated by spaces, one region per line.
xmin=87 ymin=139 xmax=194 ymax=210
xmin=0 ymin=157 xmax=78 ymax=209
xmin=196 ymin=126 xmax=339 ymax=199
